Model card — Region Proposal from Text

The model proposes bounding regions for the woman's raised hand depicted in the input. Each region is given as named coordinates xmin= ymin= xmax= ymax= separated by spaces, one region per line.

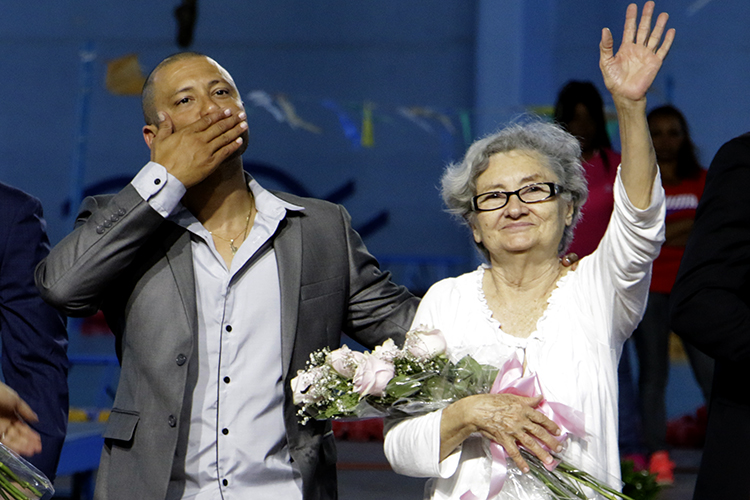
xmin=600 ymin=1 xmax=675 ymax=103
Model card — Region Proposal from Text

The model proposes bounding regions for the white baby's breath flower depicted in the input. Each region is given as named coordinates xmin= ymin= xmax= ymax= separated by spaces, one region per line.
xmin=372 ymin=338 xmax=400 ymax=363
xmin=327 ymin=345 xmax=365 ymax=379
xmin=291 ymin=365 xmax=328 ymax=405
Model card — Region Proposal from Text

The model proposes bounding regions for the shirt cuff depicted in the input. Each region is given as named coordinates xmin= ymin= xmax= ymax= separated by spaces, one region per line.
xmin=384 ymin=408 xmax=461 ymax=478
xmin=131 ymin=161 xmax=186 ymax=217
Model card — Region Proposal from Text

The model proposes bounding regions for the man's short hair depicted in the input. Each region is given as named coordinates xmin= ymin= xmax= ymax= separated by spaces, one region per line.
xmin=141 ymin=51 xmax=207 ymax=126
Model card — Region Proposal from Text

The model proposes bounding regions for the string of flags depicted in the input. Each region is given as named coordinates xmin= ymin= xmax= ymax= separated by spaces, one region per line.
xmin=102 ymin=54 xmax=562 ymax=152
xmin=245 ymin=89 xmax=473 ymax=150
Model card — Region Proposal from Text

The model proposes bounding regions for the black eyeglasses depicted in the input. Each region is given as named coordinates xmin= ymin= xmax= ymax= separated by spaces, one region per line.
xmin=471 ymin=182 xmax=565 ymax=212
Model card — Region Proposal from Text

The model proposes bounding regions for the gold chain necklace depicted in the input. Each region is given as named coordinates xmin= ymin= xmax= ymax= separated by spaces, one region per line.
xmin=209 ymin=210 xmax=252 ymax=255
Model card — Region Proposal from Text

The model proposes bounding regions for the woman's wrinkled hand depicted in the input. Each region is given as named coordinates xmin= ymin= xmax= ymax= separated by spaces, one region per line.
xmin=441 ymin=393 xmax=562 ymax=473
xmin=599 ymin=1 xmax=675 ymax=104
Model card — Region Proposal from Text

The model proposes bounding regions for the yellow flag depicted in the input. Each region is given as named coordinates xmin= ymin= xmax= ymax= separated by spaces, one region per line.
xmin=106 ymin=54 xmax=146 ymax=96
xmin=361 ymin=101 xmax=374 ymax=147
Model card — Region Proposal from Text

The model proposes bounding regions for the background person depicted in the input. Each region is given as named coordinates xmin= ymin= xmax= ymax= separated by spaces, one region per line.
xmin=670 ymin=131 xmax=750 ymax=499
xmin=0 ymin=181 xmax=68 ymax=479
xmin=631 ymin=104 xmax=713 ymax=484
xmin=554 ymin=80 xmax=620 ymax=258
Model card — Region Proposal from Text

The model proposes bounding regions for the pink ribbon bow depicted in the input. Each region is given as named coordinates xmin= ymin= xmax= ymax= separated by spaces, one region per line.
xmin=461 ymin=356 xmax=586 ymax=500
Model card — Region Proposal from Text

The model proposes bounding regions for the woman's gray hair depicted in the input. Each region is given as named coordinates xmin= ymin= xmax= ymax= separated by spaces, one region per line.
xmin=441 ymin=120 xmax=588 ymax=258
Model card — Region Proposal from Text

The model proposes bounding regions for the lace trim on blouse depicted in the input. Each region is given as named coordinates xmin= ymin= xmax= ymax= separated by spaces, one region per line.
xmin=474 ymin=264 xmax=573 ymax=349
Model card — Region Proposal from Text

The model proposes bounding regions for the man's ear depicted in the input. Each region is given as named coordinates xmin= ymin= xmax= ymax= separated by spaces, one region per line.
xmin=143 ymin=125 xmax=158 ymax=150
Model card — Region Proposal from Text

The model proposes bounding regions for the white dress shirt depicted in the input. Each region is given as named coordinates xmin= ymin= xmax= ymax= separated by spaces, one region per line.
xmin=133 ymin=162 xmax=305 ymax=500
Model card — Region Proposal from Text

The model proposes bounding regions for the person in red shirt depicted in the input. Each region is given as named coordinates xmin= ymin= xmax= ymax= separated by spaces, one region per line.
xmin=554 ymin=81 xmax=620 ymax=258
xmin=633 ymin=105 xmax=714 ymax=484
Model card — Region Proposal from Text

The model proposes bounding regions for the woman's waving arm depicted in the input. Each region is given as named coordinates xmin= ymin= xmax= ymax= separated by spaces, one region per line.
xmin=600 ymin=1 xmax=675 ymax=208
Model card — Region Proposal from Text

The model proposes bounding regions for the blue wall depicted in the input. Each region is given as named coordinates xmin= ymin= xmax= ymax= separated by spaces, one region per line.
xmin=1 ymin=0 xmax=749 ymax=285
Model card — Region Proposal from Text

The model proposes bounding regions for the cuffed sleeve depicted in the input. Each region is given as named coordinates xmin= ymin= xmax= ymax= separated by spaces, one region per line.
xmin=131 ymin=161 xmax=186 ymax=217
xmin=384 ymin=409 xmax=460 ymax=479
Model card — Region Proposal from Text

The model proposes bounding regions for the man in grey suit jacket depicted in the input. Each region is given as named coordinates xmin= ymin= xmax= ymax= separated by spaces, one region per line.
xmin=36 ymin=52 xmax=418 ymax=499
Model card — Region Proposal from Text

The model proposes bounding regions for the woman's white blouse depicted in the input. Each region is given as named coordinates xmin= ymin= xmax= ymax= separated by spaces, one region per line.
xmin=384 ymin=168 xmax=666 ymax=499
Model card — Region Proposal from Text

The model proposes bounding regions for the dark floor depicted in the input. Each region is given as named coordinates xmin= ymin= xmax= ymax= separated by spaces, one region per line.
xmin=338 ymin=441 xmax=700 ymax=500
xmin=52 ymin=441 xmax=699 ymax=499
xmin=662 ymin=449 xmax=700 ymax=500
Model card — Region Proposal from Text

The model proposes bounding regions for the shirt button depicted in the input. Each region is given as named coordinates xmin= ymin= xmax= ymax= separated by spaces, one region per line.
xmin=96 ymin=226 xmax=105 ymax=234
xmin=117 ymin=208 xmax=126 ymax=216
xmin=225 ymin=325 xmax=232 ymax=332
xmin=222 ymin=428 xmax=229 ymax=435
xmin=222 ymin=479 xmax=228 ymax=487
xmin=110 ymin=214 xmax=120 ymax=222
xmin=154 ymin=178 xmax=161 ymax=185
xmin=168 ymin=415 xmax=177 ymax=427
xmin=176 ymin=354 xmax=187 ymax=366
xmin=223 ymin=376 xmax=230 ymax=384
xmin=103 ymin=220 xmax=112 ymax=228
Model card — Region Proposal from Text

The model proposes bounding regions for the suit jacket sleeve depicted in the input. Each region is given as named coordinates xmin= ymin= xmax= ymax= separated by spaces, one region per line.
xmin=670 ymin=134 xmax=750 ymax=362
xmin=339 ymin=204 xmax=418 ymax=348
xmin=35 ymin=184 xmax=167 ymax=317
xmin=0 ymin=188 xmax=68 ymax=480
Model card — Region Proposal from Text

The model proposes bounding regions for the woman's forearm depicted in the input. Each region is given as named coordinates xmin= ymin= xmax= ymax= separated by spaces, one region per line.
xmin=615 ymin=97 xmax=658 ymax=209
xmin=439 ymin=398 xmax=477 ymax=461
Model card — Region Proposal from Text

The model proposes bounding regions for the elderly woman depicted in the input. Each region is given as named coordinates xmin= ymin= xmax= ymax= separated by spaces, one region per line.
xmin=384 ymin=2 xmax=672 ymax=498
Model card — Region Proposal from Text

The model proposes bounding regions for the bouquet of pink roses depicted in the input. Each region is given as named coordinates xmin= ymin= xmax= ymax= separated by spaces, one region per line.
xmin=291 ymin=327 xmax=498 ymax=424
xmin=292 ymin=328 xmax=640 ymax=500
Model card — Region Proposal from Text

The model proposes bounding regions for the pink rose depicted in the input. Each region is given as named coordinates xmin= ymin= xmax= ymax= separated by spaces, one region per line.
xmin=406 ymin=328 xmax=447 ymax=360
xmin=327 ymin=345 xmax=365 ymax=379
xmin=352 ymin=354 xmax=395 ymax=398
xmin=291 ymin=366 xmax=327 ymax=405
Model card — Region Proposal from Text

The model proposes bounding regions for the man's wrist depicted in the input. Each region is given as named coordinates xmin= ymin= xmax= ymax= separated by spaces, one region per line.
xmin=132 ymin=162 xmax=186 ymax=217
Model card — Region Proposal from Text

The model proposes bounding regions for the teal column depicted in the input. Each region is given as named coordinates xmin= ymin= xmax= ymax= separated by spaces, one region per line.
xmin=473 ymin=0 xmax=524 ymax=138
xmin=473 ymin=0 xmax=557 ymax=137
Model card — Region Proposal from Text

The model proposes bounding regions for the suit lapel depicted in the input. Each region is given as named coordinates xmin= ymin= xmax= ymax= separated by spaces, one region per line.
xmin=162 ymin=225 xmax=198 ymax=337
xmin=274 ymin=216 xmax=302 ymax=380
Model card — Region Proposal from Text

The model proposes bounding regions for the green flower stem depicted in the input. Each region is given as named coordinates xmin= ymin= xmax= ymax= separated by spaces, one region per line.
xmin=556 ymin=468 xmax=636 ymax=500
xmin=0 ymin=466 xmax=22 ymax=487
xmin=527 ymin=466 xmax=584 ymax=499
xmin=0 ymin=463 xmax=42 ymax=500
xmin=519 ymin=448 xmax=636 ymax=500
xmin=0 ymin=472 xmax=30 ymax=500
xmin=0 ymin=463 xmax=39 ymax=499
xmin=566 ymin=468 xmax=636 ymax=500
xmin=520 ymin=449 xmax=586 ymax=499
